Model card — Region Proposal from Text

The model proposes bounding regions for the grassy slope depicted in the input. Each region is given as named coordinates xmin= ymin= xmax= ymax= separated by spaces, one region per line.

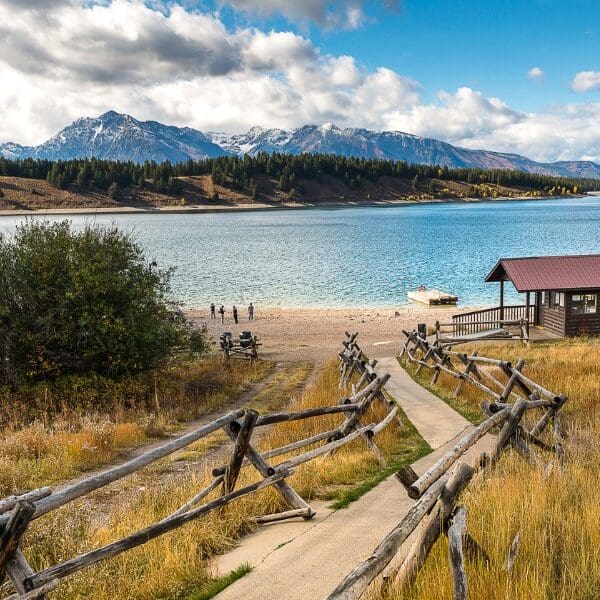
xmin=377 ymin=338 xmax=600 ymax=600
xmin=0 ymin=173 xmax=551 ymax=211
xmin=19 ymin=360 xmax=429 ymax=600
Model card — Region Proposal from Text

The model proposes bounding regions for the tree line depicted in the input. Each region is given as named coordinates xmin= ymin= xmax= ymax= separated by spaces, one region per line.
xmin=1 ymin=154 xmax=599 ymax=197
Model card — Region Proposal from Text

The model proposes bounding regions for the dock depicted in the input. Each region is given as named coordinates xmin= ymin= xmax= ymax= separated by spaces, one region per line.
xmin=407 ymin=288 xmax=458 ymax=306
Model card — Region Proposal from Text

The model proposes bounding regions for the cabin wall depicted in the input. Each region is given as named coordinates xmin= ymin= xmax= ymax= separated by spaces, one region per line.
xmin=565 ymin=290 xmax=600 ymax=336
xmin=539 ymin=291 xmax=566 ymax=336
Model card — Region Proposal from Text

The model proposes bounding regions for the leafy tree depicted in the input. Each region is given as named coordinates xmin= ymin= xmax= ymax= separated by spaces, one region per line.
xmin=0 ymin=221 xmax=200 ymax=385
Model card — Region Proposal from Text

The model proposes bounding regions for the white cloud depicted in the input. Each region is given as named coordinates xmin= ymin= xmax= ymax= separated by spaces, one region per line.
xmin=571 ymin=71 xmax=600 ymax=93
xmin=527 ymin=66 xmax=544 ymax=79
xmin=0 ymin=0 xmax=598 ymax=164
xmin=220 ymin=1 xmax=400 ymax=29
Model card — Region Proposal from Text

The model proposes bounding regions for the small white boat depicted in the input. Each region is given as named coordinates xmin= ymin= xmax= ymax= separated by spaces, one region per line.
xmin=408 ymin=287 xmax=458 ymax=306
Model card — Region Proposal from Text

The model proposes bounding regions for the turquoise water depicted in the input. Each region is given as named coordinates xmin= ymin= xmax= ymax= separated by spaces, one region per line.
xmin=2 ymin=197 xmax=600 ymax=308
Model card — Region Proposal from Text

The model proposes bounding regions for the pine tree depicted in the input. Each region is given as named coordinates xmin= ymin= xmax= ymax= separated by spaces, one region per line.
xmin=108 ymin=182 xmax=120 ymax=200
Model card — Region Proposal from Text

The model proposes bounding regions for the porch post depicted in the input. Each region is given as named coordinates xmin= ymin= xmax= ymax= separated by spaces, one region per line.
xmin=526 ymin=291 xmax=531 ymax=325
xmin=499 ymin=280 xmax=505 ymax=320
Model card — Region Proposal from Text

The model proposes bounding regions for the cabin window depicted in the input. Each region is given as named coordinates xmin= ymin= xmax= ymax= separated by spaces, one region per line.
xmin=552 ymin=292 xmax=564 ymax=309
xmin=571 ymin=293 xmax=597 ymax=315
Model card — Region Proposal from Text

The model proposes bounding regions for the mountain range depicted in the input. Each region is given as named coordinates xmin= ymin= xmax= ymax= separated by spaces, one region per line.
xmin=2 ymin=111 xmax=599 ymax=179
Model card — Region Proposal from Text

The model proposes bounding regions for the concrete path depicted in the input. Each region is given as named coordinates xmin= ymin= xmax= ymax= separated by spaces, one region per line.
xmin=375 ymin=357 xmax=470 ymax=449
xmin=213 ymin=358 xmax=486 ymax=600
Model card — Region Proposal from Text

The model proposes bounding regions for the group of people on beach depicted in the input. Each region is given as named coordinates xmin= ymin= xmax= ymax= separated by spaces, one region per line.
xmin=210 ymin=302 xmax=254 ymax=324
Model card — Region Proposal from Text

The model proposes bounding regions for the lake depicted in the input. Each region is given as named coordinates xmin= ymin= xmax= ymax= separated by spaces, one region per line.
xmin=2 ymin=197 xmax=600 ymax=308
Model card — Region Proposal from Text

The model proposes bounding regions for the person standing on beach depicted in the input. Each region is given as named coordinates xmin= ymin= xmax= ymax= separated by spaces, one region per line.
xmin=218 ymin=305 xmax=225 ymax=324
xmin=248 ymin=303 xmax=254 ymax=321
xmin=233 ymin=305 xmax=239 ymax=324
xmin=210 ymin=303 xmax=216 ymax=319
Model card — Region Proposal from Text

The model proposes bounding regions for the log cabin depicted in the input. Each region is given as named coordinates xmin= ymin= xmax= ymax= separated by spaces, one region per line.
xmin=484 ymin=254 xmax=600 ymax=337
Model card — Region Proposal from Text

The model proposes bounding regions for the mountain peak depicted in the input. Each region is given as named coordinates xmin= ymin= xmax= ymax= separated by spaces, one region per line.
xmin=0 ymin=114 xmax=598 ymax=179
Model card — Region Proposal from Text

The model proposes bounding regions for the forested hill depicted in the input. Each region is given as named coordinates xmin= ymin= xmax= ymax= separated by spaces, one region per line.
xmin=1 ymin=154 xmax=599 ymax=211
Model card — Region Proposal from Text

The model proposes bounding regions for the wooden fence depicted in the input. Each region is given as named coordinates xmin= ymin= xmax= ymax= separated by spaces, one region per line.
xmin=327 ymin=330 xmax=567 ymax=600
xmin=451 ymin=304 xmax=535 ymax=339
xmin=0 ymin=342 xmax=397 ymax=599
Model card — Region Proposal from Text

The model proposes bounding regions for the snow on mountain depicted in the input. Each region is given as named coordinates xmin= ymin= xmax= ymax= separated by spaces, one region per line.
xmin=1 ymin=112 xmax=599 ymax=179
xmin=0 ymin=111 xmax=229 ymax=163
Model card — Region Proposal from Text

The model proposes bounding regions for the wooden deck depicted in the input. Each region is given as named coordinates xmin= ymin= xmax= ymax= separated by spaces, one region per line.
xmin=528 ymin=327 xmax=563 ymax=342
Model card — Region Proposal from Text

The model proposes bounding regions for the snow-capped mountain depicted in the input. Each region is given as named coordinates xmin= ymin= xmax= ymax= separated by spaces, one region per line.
xmin=2 ymin=112 xmax=599 ymax=179
xmin=211 ymin=123 xmax=600 ymax=179
xmin=1 ymin=111 xmax=229 ymax=163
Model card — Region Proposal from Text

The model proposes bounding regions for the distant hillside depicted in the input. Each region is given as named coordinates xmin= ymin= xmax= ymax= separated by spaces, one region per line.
xmin=1 ymin=112 xmax=599 ymax=179
xmin=0 ymin=171 xmax=594 ymax=214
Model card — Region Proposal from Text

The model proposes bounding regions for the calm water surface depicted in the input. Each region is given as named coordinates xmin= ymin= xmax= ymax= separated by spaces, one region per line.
xmin=2 ymin=197 xmax=600 ymax=308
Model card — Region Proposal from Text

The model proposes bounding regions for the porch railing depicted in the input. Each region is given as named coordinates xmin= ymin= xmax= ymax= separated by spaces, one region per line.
xmin=451 ymin=304 xmax=535 ymax=337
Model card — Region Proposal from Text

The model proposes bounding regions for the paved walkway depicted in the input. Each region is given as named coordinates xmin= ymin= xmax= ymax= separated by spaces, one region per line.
xmin=213 ymin=358 xmax=487 ymax=600
xmin=375 ymin=357 xmax=470 ymax=449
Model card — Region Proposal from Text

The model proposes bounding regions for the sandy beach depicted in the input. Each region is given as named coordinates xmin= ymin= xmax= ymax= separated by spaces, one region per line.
xmin=187 ymin=304 xmax=471 ymax=364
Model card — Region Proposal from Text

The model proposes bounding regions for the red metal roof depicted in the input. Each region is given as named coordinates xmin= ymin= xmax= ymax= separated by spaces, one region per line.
xmin=485 ymin=254 xmax=600 ymax=292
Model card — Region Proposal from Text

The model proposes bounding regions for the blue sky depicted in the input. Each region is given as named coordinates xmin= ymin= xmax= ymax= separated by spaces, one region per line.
xmin=0 ymin=0 xmax=598 ymax=162
xmin=210 ymin=0 xmax=599 ymax=112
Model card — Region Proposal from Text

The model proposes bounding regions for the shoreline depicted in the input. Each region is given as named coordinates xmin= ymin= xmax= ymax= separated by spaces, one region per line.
xmin=187 ymin=304 xmax=479 ymax=363
xmin=0 ymin=193 xmax=588 ymax=217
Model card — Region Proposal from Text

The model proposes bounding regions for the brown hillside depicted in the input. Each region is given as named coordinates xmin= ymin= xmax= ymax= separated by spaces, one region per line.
xmin=0 ymin=173 xmax=545 ymax=212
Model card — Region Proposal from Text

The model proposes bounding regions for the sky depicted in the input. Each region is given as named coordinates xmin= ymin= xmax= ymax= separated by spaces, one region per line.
xmin=0 ymin=0 xmax=599 ymax=162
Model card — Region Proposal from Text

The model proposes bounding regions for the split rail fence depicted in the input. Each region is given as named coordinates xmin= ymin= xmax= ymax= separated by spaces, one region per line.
xmin=328 ymin=330 xmax=568 ymax=600
xmin=0 ymin=336 xmax=398 ymax=600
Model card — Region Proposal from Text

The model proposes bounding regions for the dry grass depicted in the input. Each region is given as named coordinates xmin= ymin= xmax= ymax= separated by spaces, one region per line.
xmin=17 ymin=360 xmax=425 ymax=600
xmin=378 ymin=338 xmax=600 ymax=600
xmin=0 ymin=357 xmax=273 ymax=496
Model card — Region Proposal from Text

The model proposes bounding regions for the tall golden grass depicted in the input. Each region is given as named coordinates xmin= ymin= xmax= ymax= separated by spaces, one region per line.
xmin=381 ymin=338 xmax=600 ymax=600
xmin=19 ymin=361 xmax=423 ymax=600
xmin=0 ymin=357 xmax=273 ymax=496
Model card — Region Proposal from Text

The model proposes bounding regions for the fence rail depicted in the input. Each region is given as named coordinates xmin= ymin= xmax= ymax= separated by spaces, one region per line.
xmin=451 ymin=304 xmax=535 ymax=338
xmin=0 ymin=339 xmax=397 ymax=599
xmin=327 ymin=330 xmax=568 ymax=600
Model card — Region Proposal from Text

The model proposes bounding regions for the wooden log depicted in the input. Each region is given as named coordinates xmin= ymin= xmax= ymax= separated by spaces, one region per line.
xmin=370 ymin=405 xmax=399 ymax=435
xmin=255 ymin=508 xmax=313 ymax=524
xmin=255 ymin=403 xmax=360 ymax=427
xmin=275 ymin=423 xmax=375 ymax=472
xmin=0 ymin=502 xmax=35 ymax=585
xmin=323 ymin=473 xmax=451 ymax=600
xmin=4 ymin=549 xmax=36 ymax=596
xmin=408 ymin=408 xmax=511 ymax=499
xmin=0 ymin=410 xmax=246 ymax=527
xmin=337 ymin=375 xmax=390 ymax=437
xmin=24 ymin=470 xmax=293 ymax=590
xmin=454 ymin=351 xmax=478 ymax=397
xmin=553 ymin=413 xmax=566 ymax=473
xmin=490 ymin=399 xmax=555 ymax=411
xmin=491 ymin=399 xmax=527 ymax=463
xmin=165 ymin=477 xmax=224 ymax=520
xmin=212 ymin=428 xmax=341 ymax=477
xmin=0 ymin=489 xmax=52 ymax=516
xmin=501 ymin=362 xmax=532 ymax=397
xmin=447 ymin=506 xmax=468 ymax=600
xmin=394 ymin=463 xmax=475 ymax=589
xmin=530 ymin=394 xmax=568 ymax=437
xmin=223 ymin=410 xmax=258 ymax=495
xmin=4 ymin=579 xmax=58 ymax=600
xmin=395 ymin=465 xmax=419 ymax=493
xmin=511 ymin=370 xmax=561 ymax=402
xmin=503 ymin=529 xmax=521 ymax=573
xmin=499 ymin=359 xmax=525 ymax=402
xmin=223 ymin=429 xmax=314 ymax=518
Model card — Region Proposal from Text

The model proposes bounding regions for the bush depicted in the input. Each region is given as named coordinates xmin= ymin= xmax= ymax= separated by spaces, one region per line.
xmin=0 ymin=220 xmax=201 ymax=385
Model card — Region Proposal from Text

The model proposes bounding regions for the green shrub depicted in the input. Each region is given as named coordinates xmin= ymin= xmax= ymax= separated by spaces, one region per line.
xmin=0 ymin=220 xmax=201 ymax=385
